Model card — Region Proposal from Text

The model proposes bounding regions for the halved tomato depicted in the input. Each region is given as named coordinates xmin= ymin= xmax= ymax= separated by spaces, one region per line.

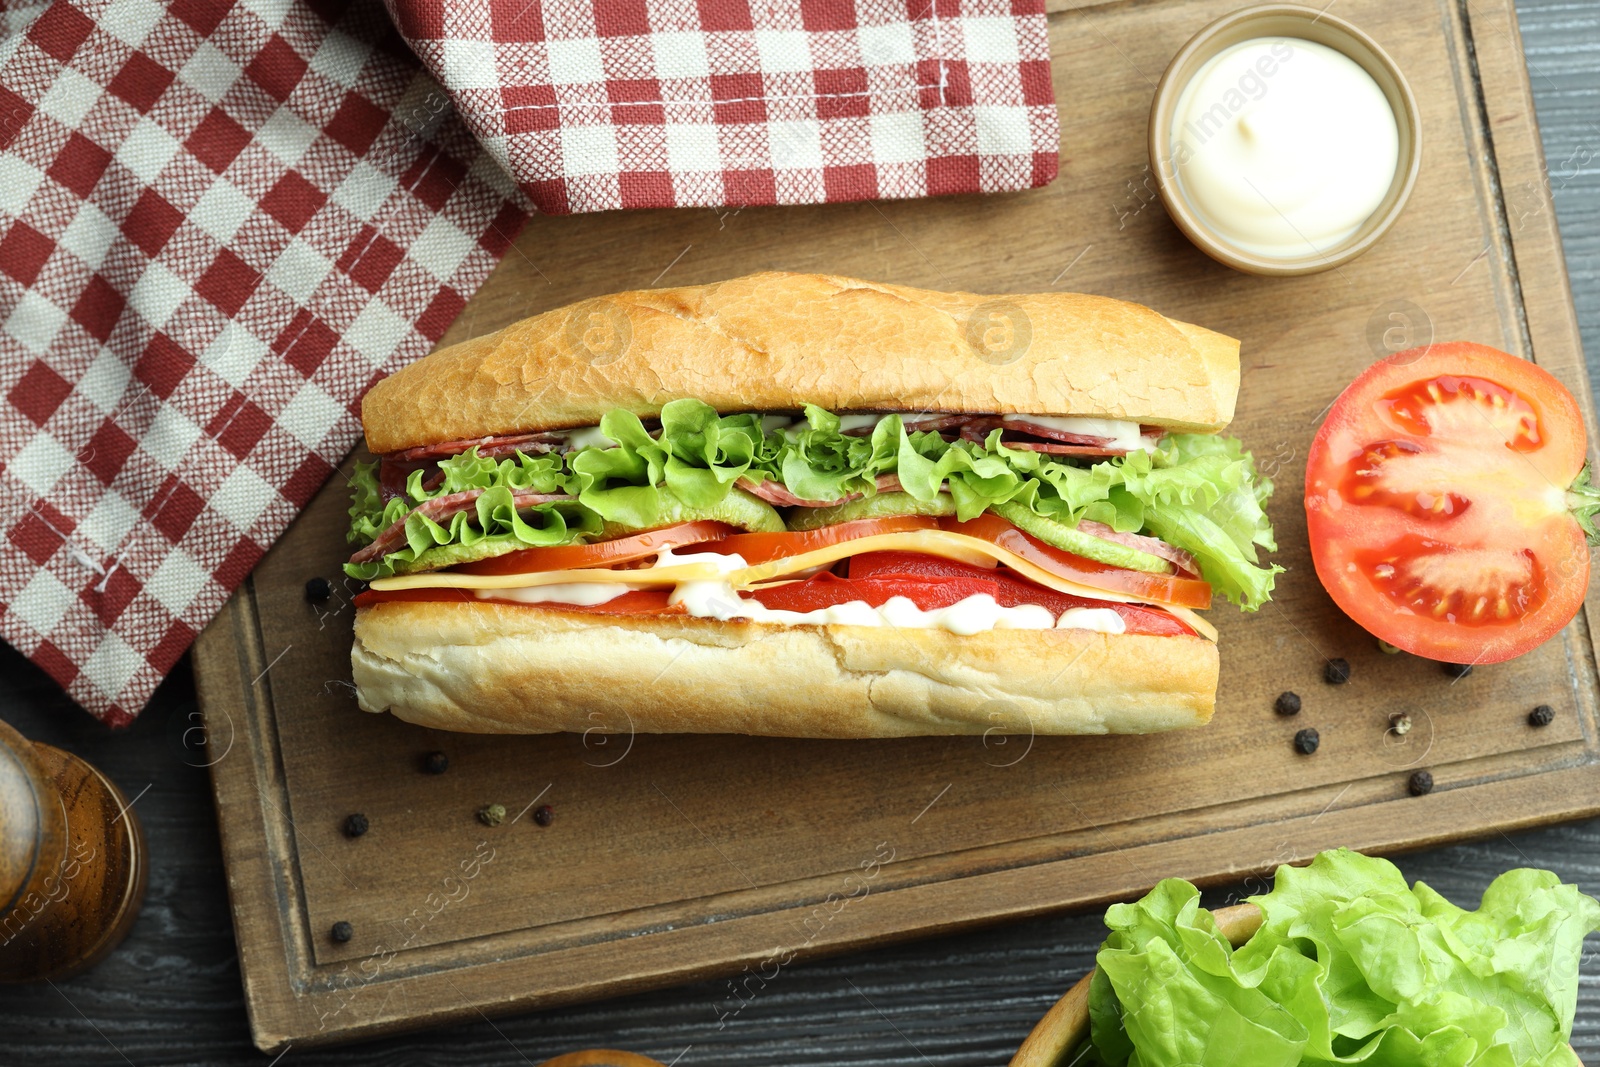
xmin=454 ymin=520 xmax=735 ymax=575
xmin=704 ymin=515 xmax=944 ymax=564
xmin=939 ymin=514 xmax=1213 ymax=610
xmin=1305 ymin=342 xmax=1595 ymax=663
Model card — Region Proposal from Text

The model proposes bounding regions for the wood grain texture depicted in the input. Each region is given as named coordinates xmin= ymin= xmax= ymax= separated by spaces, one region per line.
xmin=2 ymin=0 xmax=1600 ymax=1063
xmin=195 ymin=0 xmax=1600 ymax=1048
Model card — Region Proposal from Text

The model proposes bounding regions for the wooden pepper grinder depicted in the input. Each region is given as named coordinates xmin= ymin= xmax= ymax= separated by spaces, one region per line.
xmin=0 ymin=716 xmax=146 ymax=983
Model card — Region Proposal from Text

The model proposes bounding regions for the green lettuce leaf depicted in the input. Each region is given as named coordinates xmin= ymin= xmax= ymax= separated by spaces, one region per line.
xmin=1090 ymin=878 xmax=1308 ymax=1067
xmin=571 ymin=399 xmax=769 ymax=527
xmin=1088 ymin=848 xmax=1600 ymax=1067
xmin=345 ymin=405 xmax=1282 ymax=605
xmin=344 ymin=450 xmax=592 ymax=580
xmin=770 ymin=417 xmax=1283 ymax=609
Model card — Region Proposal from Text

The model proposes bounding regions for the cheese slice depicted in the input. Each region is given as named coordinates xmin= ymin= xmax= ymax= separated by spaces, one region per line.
xmin=372 ymin=562 xmax=730 ymax=589
xmin=368 ymin=529 xmax=1218 ymax=642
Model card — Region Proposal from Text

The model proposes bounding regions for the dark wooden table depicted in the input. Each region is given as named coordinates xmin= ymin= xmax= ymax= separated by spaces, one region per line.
xmin=3 ymin=1 xmax=1599 ymax=1063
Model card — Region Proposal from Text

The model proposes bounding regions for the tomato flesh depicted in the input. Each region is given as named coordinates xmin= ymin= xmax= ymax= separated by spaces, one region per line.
xmin=1306 ymin=342 xmax=1589 ymax=662
xmin=1354 ymin=535 xmax=1545 ymax=626
xmin=749 ymin=573 xmax=996 ymax=613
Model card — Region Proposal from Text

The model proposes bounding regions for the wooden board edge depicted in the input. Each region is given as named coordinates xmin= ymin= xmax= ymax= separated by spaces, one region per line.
xmin=296 ymin=737 xmax=1592 ymax=976
xmin=192 ymin=584 xmax=308 ymax=1053
xmin=1461 ymin=0 xmax=1600 ymax=694
xmin=245 ymin=762 xmax=1600 ymax=1049
xmin=190 ymin=0 xmax=1600 ymax=1050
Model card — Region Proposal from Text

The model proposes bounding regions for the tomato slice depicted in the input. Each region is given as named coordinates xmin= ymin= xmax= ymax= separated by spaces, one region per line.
xmin=1305 ymin=342 xmax=1591 ymax=662
xmin=938 ymin=514 xmax=1213 ymax=610
xmin=453 ymin=521 xmax=737 ymax=575
xmin=704 ymin=515 xmax=943 ymax=564
xmin=840 ymin=552 xmax=1197 ymax=635
xmin=749 ymin=572 xmax=997 ymax=612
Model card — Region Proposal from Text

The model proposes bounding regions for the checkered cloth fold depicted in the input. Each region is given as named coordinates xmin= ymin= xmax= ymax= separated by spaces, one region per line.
xmin=385 ymin=0 xmax=1060 ymax=213
xmin=0 ymin=0 xmax=524 ymax=724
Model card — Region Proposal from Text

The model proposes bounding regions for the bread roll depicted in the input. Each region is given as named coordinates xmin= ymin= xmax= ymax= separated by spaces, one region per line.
xmin=351 ymin=600 xmax=1220 ymax=737
xmin=362 ymin=272 xmax=1240 ymax=453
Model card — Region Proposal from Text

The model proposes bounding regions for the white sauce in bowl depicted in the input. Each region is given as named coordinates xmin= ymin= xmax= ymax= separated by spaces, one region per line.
xmin=1170 ymin=37 xmax=1399 ymax=257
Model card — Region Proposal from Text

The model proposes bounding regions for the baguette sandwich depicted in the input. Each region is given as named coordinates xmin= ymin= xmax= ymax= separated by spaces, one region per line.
xmin=345 ymin=272 xmax=1281 ymax=737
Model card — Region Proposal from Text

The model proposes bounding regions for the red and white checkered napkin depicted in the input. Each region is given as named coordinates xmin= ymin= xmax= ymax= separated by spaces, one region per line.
xmin=0 ymin=0 xmax=525 ymax=724
xmin=384 ymin=0 xmax=1060 ymax=213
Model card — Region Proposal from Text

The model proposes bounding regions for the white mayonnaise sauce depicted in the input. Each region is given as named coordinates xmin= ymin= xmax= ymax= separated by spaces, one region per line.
xmin=1169 ymin=37 xmax=1398 ymax=257
xmin=476 ymin=547 xmax=1130 ymax=635
xmin=1057 ymin=607 xmax=1127 ymax=634
xmin=562 ymin=426 xmax=616 ymax=450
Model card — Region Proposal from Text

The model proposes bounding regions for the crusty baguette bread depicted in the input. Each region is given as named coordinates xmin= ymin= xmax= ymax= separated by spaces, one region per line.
xmin=362 ymin=272 xmax=1241 ymax=453
xmin=351 ymin=601 xmax=1219 ymax=737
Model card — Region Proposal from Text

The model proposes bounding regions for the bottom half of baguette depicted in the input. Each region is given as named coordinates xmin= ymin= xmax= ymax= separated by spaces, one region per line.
xmin=350 ymin=601 xmax=1219 ymax=737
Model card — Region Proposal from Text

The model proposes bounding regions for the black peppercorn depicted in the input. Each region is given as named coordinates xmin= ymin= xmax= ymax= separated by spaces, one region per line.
xmin=1408 ymin=770 xmax=1434 ymax=796
xmin=1274 ymin=691 xmax=1302 ymax=716
xmin=1324 ymin=658 xmax=1351 ymax=685
xmin=423 ymin=751 xmax=449 ymax=775
xmin=305 ymin=576 xmax=333 ymax=603
xmin=1293 ymin=728 xmax=1320 ymax=755
xmin=1529 ymin=704 xmax=1555 ymax=727
xmin=330 ymin=921 xmax=353 ymax=943
xmin=532 ymin=805 xmax=554 ymax=827
xmin=1442 ymin=662 xmax=1473 ymax=678
xmin=342 ymin=813 xmax=369 ymax=838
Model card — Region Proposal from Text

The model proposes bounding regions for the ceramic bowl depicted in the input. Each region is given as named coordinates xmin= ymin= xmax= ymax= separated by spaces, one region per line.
xmin=1148 ymin=5 xmax=1422 ymax=276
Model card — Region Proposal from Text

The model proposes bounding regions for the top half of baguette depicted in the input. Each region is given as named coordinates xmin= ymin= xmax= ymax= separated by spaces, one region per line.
xmin=361 ymin=272 xmax=1241 ymax=454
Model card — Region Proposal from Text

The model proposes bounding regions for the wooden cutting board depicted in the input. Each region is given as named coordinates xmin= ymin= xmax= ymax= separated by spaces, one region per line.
xmin=192 ymin=0 xmax=1600 ymax=1051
